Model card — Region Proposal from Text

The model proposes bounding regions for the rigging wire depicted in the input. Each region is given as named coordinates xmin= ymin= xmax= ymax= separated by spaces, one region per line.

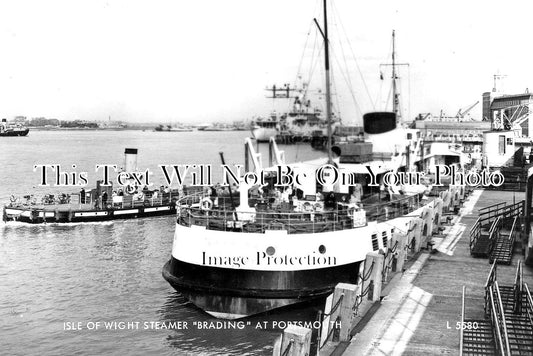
xmin=375 ymin=34 xmax=394 ymax=110
xmin=330 ymin=46 xmax=362 ymax=120
xmin=331 ymin=0 xmax=375 ymax=112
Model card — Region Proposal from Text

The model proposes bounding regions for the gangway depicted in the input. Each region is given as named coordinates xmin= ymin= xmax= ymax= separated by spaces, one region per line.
xmin=471 ymin=216 xmax=502 ymax=258
xmin=470 ymin=201 xmax=524 ymax=259
xmin=461 ymin=261 xmax=533 ymax=355
xmin=490 ymin=216 xmax=519 ymax=265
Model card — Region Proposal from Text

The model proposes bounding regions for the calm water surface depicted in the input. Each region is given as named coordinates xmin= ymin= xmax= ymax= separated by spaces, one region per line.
xmin=0 ymin=130 xmax=324 ymax=356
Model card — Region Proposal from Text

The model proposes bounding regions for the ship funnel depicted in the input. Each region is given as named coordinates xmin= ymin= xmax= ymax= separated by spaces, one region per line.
xmin=124 ymin=148 xmax=138 ymax=172
xmin=363 ymin=112 xmax=396 ymax=134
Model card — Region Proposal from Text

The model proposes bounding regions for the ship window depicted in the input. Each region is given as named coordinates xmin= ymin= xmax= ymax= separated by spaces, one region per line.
xmin=499 ymin=135 xmax=506 ymax=155
xmin=407 ymin=133 xmax=412 ymax=140
xmin=371 ymin=233 xmax=379 ymax=251
xmin=506 ymin=138 xmax=513 ymax=145
xmin=382 ymin=231 xmax=388 ymax=248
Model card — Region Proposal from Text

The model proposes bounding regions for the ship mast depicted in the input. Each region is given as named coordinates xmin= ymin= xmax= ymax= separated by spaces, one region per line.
xmin=392 ymin=30 xmax=398 ymax=123
xmin=314 ymin=0 xmax=333 ymax=164
xmin=380 ymin=30 xmax=409 ymax=126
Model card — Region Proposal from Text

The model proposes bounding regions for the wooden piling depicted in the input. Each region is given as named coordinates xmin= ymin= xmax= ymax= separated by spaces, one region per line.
xmin=272 ymin=325 xmax=311 ymax=356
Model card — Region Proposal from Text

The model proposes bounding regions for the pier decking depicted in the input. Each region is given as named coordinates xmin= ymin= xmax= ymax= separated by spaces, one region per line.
xmin=343 ymin=190 xmax=533 ymax=355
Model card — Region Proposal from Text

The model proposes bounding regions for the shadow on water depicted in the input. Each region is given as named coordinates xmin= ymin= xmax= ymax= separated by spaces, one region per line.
xmin=158 ymin=291 xmax=325 ymax=356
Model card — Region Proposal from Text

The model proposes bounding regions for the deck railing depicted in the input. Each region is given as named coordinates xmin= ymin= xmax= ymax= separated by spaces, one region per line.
xmin=8 ymin=189 xmax=184 ymax=210
xmin=177 ymin=192 xmax=426 ymax=234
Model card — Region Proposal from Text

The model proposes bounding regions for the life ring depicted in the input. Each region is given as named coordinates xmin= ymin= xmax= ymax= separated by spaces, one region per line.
xmin=201 ymin=198 xmax=213 ymax=210
xmin=10 ymin=195 xmax=16 ymax=203
xmin=314 ymin=203 xmax=323 ymax=212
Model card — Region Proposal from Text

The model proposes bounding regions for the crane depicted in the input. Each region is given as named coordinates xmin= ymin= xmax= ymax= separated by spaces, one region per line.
xmin=455 ymin=101 xmax=479 ymax=119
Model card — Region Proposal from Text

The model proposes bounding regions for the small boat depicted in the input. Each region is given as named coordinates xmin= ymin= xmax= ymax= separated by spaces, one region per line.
xmin=0 ymin=119 xmax=29 ymax=136
xmin=3 ymin=148 xmax=193 ymax=224
xmin=154 ymin=124 xmax=193 ymax=132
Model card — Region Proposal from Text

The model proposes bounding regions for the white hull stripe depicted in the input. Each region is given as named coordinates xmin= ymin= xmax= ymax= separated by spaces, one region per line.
xmin=113 ymin=209 xmax=139 ymax=215
xmin=74 ymin=211 xmax=109 ymax=217
xmin=144 ymin=206 xmax=170 ymax=212
xmin=38 ymin=212 xmax=55 ymax=217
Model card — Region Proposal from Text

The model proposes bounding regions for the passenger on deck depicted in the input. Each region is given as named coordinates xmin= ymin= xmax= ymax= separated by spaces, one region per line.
xmin=210 ymin=185 xmax=218 ymax=207
xmin=325 ymin=192 xmax=336 ymax=210
xmin=80 ymin=188 xmax=86 ymax=204
xmin=101 ymin=191 xmax=108 ymax=209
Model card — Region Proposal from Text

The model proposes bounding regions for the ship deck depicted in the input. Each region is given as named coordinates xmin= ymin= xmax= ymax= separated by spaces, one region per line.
xmin=342 ymin=189 xmax=533 ymax=355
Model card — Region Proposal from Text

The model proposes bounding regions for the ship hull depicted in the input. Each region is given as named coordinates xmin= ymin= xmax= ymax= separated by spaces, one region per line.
xmin=162 ymin=257 xmax=359 ymax=319
xmin=251 ymin=127 xmax=277 ymax=142
xmin=161 ymin=197 xmax=436 ymax=319
xmin=0 ymin=128 xmax=29 ymax=136
xmin=3 ymin=204 xmax=176 ymax=223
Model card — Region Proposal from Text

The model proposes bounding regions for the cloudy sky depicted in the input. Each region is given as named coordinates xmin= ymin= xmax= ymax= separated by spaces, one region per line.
xmin=0 ymin=0 xmax=531 ymax=124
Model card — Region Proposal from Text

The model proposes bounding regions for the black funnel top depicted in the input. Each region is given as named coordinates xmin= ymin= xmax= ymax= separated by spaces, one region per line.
xmin=363 ymin=112 xmax=396 ymax=134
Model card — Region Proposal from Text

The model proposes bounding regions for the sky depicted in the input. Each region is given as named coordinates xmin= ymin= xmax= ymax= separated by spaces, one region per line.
xmin=0 ymin=0 xmax=532 ymax=125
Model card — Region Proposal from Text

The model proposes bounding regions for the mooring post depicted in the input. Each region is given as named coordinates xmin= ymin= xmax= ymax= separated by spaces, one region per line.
xmin=413 ymin=217 xmax=424 ymax=253
xmin=366 ymin=251 xmax=384 ymax=302
xmin=272 ymin=325 xmax=311 ymax=356
xmin=332 ymin=283 xmax=358 ymax=341
xmin=392 ymin=232 xmax=407 ymax=272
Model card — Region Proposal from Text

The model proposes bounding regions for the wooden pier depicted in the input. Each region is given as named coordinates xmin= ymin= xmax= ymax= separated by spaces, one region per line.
xmin=341 ymin=190 xmax=533 ymax=355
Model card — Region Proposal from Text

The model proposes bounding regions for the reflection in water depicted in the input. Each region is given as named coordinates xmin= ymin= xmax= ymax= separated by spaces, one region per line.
xmin=159 ymin=291 xmax=324 ymax=355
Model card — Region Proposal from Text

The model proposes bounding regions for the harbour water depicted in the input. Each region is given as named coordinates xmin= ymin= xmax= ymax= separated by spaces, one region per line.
xmin=0 ymin=130 xmax=324 ymax=355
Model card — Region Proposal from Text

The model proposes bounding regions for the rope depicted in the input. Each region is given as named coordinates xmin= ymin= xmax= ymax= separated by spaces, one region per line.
xmin=323 ymin=294 xmax=344 ymax=318
xmin=352 ymin=282 xmax=372 ymax=313
xmin=281 ymin=339 xmax=294 ymax=356
xmin=359 ymin=261 xmax=374 ymax=282
xmin=319 ymin=316 xmax=341 ymax=350
xmin=408 ymin=236 xmax=416 ymax=250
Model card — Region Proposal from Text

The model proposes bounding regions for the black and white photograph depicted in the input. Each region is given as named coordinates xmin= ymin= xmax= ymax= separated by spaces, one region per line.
xmin=2 ymin=0 xmax=533 ymax=355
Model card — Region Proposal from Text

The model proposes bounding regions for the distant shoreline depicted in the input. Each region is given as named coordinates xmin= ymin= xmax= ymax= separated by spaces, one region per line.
xmin=29 ymin=127 xmax=158 ymax=131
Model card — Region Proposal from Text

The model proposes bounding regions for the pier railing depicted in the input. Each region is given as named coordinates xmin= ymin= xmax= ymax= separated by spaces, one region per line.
xmin=513 ymin=260 xmax=523 ymax=314
xmin=524 ymin=283 xmax=533 ymax=327
xmin=476 ymin=200 xmax=524 ymax=228
xmin=487 ymin=216 xmax=502 ymax=256
xmin=489 ymin=282 xmax=511 ymax=356
xmin=459 ymin=286 xmax=466 ymax=356
xmin=484 ymin=261 xmax=497 ymax=318
xmin=470 ymin=215 xmax=501 ymax=255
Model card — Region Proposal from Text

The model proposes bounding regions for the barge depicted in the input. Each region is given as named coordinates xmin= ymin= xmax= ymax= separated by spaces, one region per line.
xmin=3 ymin=148 xmax=187 ymax=224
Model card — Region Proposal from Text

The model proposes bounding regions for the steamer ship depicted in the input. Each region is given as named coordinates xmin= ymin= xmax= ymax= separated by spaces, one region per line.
xmin=0 ymin=118 xmax=29 ymax=136
xmin=162 ymin=3 xmax=457 ymax=319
